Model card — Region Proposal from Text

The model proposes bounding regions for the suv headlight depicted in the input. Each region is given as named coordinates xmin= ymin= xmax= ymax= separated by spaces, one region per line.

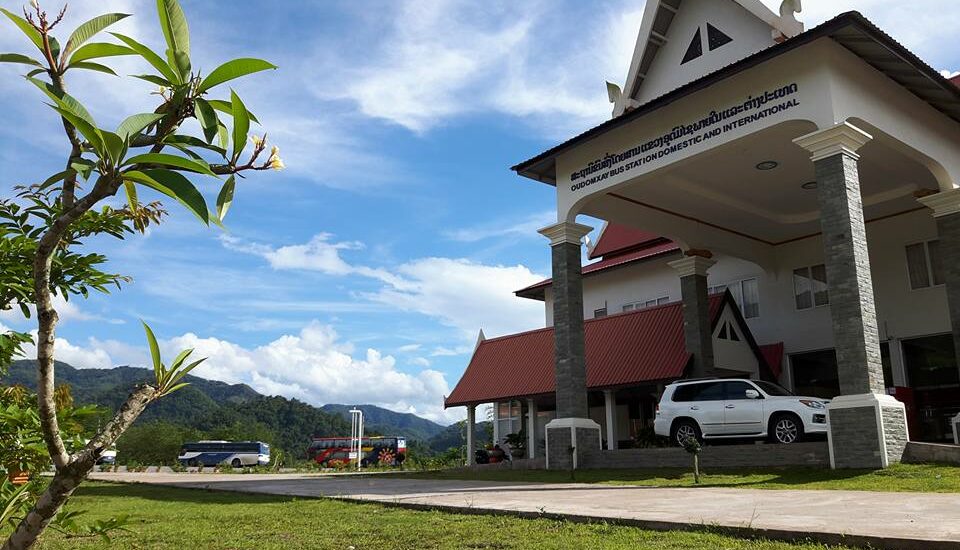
xmin=799 ymin=399 xmax=825 ymax=409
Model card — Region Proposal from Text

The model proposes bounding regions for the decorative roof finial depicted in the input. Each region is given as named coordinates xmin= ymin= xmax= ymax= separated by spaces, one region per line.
xmin=779 ymin=0 xmax=802 ymax=24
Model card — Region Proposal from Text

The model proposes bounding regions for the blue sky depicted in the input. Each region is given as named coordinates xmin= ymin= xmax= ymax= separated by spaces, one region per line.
xmin=2 ymin=0 xmax=959 ymax=423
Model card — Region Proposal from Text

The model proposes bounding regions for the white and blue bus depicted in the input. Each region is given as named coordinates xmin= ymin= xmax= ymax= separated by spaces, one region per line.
xmin=177 ymin=441 xmax=270 ymax=468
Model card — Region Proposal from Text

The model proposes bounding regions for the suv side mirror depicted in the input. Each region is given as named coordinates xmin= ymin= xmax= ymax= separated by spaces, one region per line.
xmin=745 ymin=389 xmax=760 ymax=399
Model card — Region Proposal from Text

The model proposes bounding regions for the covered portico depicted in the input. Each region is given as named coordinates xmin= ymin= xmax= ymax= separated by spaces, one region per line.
xmin=514 ymin=7 xmax=960 ymax=469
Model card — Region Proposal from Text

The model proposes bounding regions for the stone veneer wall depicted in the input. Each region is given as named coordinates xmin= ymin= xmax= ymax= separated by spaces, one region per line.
xmin=583 ymin=442 xmax=829 ymax=469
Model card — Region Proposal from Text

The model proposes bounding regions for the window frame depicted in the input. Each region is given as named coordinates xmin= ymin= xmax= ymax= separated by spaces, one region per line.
xmin=622 ymin=296 xmax=669 ymax=313
xmin=905 ymin=239 xmax=945 ymax=291
xmin=793 ymin=264 xmax=829 ymax=311
xmin=709 ymin=277 xmax=760 ymax=319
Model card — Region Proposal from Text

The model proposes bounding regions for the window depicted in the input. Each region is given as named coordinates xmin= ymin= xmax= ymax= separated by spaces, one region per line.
xmin=753 ymin=380 xmax=793 ymax=397
xmin=710 ymin=278 xmax=760 ymax=319
xmin=724 ymin=381 xmax=758 ymax=400
xmin=622 ymin=296 xmax=669 ymax=313
xmin=791 ymin=349 xmax=839 ymax=398
xmin=794 ymin=265 xmax=828 ymax=310
xmin=716 ymin=320 xmax=740 ymax=342
xmin=906 ymin=240 xmax=944 ymax=290
xmin=593 ymin=307 xmax=607 ymax=318
xmin=496 ymin=400 xmax=522 ymax=441
xmin=902 ymin=334 xmax=959 ymax=389
xmin=672 ymin=382 xmax=725 ymax=402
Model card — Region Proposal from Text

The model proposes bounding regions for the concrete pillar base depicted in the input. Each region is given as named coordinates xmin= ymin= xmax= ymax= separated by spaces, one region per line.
xmin=827 ymin=393 xmax=908 ymax=469
xmin=545 ymin=418 xmax=601 ymax=470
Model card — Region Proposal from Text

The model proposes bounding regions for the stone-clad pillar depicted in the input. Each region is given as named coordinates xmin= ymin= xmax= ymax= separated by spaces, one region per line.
xmin=539 ymin=221 xmax=601 ymax=470
xmin=918 ymin=188 xmax=960 ymax=377
xmin=668 ymin=254 xmax=717 ymax=378
xmin=794 ymin=122 xmax=908 ymax=469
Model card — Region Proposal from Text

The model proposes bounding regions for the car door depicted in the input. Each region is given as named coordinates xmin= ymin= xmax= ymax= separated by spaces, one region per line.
xmin=722 ymin=381 xmax=765 ymax=435
xmin=688 ymin=382 xmax=727 ymax=436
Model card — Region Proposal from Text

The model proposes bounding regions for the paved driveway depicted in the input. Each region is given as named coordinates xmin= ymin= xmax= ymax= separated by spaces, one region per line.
xmin=90 ymin=472 xmax=960 ymax=549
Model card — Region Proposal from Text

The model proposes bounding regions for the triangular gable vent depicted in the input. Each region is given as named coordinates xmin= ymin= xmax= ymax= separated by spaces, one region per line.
xmin=680 ymin=28 xmax=703 ymax=65
xmin=706 ymin=22 xmax=734 ymax=51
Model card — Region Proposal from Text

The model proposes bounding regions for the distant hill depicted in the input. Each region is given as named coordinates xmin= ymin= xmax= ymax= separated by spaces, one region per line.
xmin=3 ymin=360 xmax=348 ymax=456
xmin=319 ymin=403 xmax=447 ymax=443
xmin=2 ymin=360 xmax=466 ymax=458
xmin=425 ymin=420 xmax=492 ymax=454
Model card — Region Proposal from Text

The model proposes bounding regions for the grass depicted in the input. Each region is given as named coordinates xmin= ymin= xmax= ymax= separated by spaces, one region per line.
xmin=400 ymin=462 xmax=960 ymax=493
xmin=8 ymin=482 xmax=856 ymax=550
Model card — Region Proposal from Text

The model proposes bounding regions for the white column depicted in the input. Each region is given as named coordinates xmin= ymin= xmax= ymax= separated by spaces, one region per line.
xmin=492 ymin=402 xmax=500 ymax=444
xmin=603 ymin=390 xmax=617 ymax=450
xmin=526 ymin=399 xmax=537 ymax=459
xmin=466 ymin=405 xmax=476 ymax=466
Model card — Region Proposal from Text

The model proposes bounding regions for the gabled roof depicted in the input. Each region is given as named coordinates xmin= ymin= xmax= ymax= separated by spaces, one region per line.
xmin=617 ymin=0 xmax=799 ymax=116
xmin=445 ymin=292 xmax=771 ymax=407
xmin=588 ymin=223 xmax=663 ymax=260
xmin=514 ymin=12 xmax=960 ymax=185
xmin=516 ymin=223 xmax=679 ymax=301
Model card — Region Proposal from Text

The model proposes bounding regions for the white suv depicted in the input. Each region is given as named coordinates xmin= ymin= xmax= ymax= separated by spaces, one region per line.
xmin=654 ymin=378 xmax=830 ymax=445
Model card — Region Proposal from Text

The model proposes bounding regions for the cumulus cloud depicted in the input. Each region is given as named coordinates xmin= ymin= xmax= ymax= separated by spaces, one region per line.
xmin=224 ymin=233 xmax=546 ymax=340
xmin=16 ymin=321 xmax=462 ymax=424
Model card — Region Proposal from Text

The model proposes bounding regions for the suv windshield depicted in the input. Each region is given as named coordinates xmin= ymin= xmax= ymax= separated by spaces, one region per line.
xmin=754 ymin=380 xmax=794 ymax=396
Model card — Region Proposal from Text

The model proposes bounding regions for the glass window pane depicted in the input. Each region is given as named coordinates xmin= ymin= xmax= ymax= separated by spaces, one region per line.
xmin=657 ymin=297 xmax=670 ymax=305
xmin=811 ymin=264 xmax=829 ymax=306
xmin=695 ymin=382 xmax=726 ymax=401
xmin=793 ymin=268 xmax=812 ymax=310
xmin=790 ymin=349 xmax=840 ymax=398
xmin=906 ymin=243 xmax=931 ymax=289
xmin=881 ymin=342 xmax=893 ymax=388
xmin=497 ymin=402 xmax=510 ymax=419
xmin=723 ymin=381 xmax=755 ymax=400
xmin=729 ymin=282 xmax=743 ymax=310
xmin=903 ymin=334 xmax=959 ymax=388
xmin=594 ymin=308 xmax=607 ymax=318
xmin=928 ymin=241 xmax=944 ymax=286
xmin=622 ymin=303 xmax=634 ymax=312
xmin=741 ymin=278 xmax=760 ymax=318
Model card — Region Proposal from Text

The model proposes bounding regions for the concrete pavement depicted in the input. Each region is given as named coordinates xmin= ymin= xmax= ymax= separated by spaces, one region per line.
xmin=90 ymin=472 xmax=960 ymax=549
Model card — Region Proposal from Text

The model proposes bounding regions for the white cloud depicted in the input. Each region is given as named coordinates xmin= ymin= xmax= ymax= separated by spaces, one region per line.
xmin=314 ymin=0 xmax=642 ymax=137
xmin=225 ymin=233 xmax=546 ymax=340
xmin=941 ymin=69 xmax=960 ymax=79
xmin=397 ymin=344 xmax=422 ymax=353
xmin=15 ymin=321 xmax=463 ymax=424
xmin=444 ymin=210 xmax=555 ymax=243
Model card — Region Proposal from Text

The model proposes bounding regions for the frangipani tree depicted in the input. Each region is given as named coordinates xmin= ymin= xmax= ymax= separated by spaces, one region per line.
xmin=0 ymin=1 xmax=280 ymax=547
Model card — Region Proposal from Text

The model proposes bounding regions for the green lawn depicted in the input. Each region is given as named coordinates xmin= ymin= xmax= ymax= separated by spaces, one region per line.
xmin=9 ymin=482 xmax=854 ymax=550
xmin=401 ymin=462 xmax=960 ymax=493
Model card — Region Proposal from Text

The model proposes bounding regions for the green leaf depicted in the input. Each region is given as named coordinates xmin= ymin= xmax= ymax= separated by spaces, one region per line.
xmin=217 ymin=122 xmax=229 ymax=150
xmin=100 ymin=130 xmax=126 ymax=164
xmin=63 ymin=13 xmax=130 ymax=59
xmin=26 ymin=76 xmax=96 ymax=126
xmin=156 ymin=0 xmax=190 ymax=59
xmin=124 ymin=169 xmax=209 ymax=224
xmin=207 ymin=99 xmax=259 ymax=123
xmin=122 ymin=153 xmax=216 ymax=176
xmin=230 ymin=90 xmax=249 ymax=161
xmin=194 ymin=98 xmax=219 ymax=144
xmin=68 ymin=61 xmax=118 ymax=76
xmin=163 ymin=134 xmax=226 ymax=156
xmin=131 ymin=74 xmax=172 ymax=87
xmin=116 ymin=113 xmax=165 ymax=140
xmin=168 ymin=348 xmax=193 ymax=370
xmin=141 ymin=321 xmax=162 ymax=382
xmin=40 ymin=169 xmax=74 ymax=190
xmin=0 ymin=8 xmax=44 ymax=52
xmin=0 ymin=53 xmax=42 ymax=67
xmin=198 ymin=58 xmax=277 ymax=92
xmin=110 ymin=32 xmax=180 ymax=84
xmin=170 ymin=48 xmax=190 ymax=82
xmin=123 ymin=180 xmax=139 ymax=211
xmin=70 ymin=158 xmax=97 ymax=180
xmin=216 ymin=175 xmax=235 ymax=221
xmin=167 ymin=357 xmax=205 ymax=388
xmin=47 ymin=104 xmax=104 ymax=156
xmin=69 ymin=42 xmax=134 ymax=64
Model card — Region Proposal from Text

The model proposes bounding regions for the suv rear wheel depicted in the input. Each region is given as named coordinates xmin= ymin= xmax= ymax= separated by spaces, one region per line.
xmin=671 ymin=419 xmax=702 ymax=446
xmin=770 ymin=413 xmax=803 ymax=444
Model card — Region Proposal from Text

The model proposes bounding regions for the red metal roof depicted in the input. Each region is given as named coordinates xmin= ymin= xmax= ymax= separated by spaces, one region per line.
xmin=759 ymin=342 xmax=785 ymax=379
xmin=951 ymin=74 xmax=960 ymax=88
xmin=516 ymin=239 xmax=680 ymax=300
xmin=445 ymin=295 xmax=727 ymax=407
xmin=589 ymin=223 xmax=663 ymax=260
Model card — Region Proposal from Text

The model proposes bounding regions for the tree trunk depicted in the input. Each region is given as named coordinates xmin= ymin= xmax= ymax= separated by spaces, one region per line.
xmin=3 ymin=384 xmax=156 ymax=549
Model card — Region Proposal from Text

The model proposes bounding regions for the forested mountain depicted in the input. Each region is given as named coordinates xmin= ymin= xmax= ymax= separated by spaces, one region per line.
xmin=320 ymin=403 xmax=447 ymax=442
xmin=2 ymin=361 xmax=468 ymax=459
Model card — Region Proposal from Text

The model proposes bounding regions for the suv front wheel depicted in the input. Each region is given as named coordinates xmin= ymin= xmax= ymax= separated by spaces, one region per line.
xmin=671 ymin=419 xmax=703 ymax=447
xmin=769 ymin=413 xmax=804 ymax=444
